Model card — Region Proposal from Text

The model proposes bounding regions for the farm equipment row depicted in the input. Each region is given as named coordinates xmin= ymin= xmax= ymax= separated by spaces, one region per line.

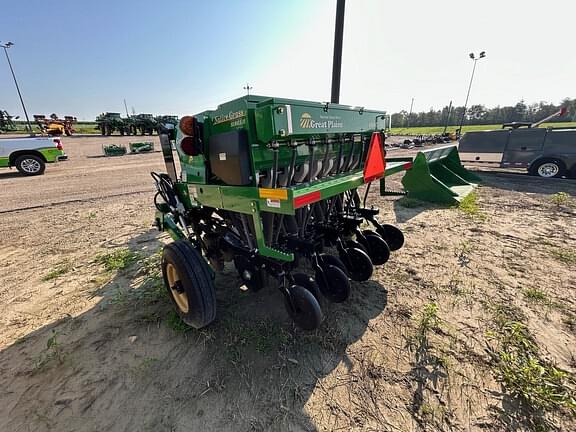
xmin=393 ymin=133 xmax=456 ymax=149
xmin=33 ymin=114 xmax=77 ymax=136
xmin=95 ymin=112 xmax=178 ymax=136
xmin=0 ymin=110 xmax=18 ymax=133
xmin=150 ymin=95 xmax=479 ymax=331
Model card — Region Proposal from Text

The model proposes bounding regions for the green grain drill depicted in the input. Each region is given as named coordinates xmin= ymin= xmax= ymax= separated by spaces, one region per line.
xmin=153 ymin=95 xmax=409 ymax=330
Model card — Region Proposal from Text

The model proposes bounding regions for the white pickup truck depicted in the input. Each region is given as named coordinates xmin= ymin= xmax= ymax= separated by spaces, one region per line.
xmin=0 ymin=136 xmax=67 ymax=176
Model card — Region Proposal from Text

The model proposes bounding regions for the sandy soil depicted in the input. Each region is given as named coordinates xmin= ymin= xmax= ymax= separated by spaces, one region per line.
xmin=0 ymin=136 xmax=575 ymax=431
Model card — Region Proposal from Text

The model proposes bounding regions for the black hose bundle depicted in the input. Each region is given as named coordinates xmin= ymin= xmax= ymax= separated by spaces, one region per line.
xmin=151 ymin=172 xmax=178 ymax=211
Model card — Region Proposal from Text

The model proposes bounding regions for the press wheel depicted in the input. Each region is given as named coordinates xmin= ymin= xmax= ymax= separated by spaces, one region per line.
xmin=362 ymin=230 xmax=391 ymax=265
xmin=284 ymin=285 xmax=323 ymax=330
xmin=340 ymin=247 xmax=373 ymax=282
xmin=292 ymin=273 xmax=322 ymax=304
xmin=318 ymin=253 xmax=348 ymax=276
xmin=376 ymin=224 xmax=404 ymax=251
xmin=315 ymin=264 xmax=351 ymax=303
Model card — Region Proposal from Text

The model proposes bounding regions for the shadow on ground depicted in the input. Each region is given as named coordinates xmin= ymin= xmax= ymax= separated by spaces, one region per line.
xmin=0 ymin=229 xmax=389 ymax=432
xmin=0 ymin=170 xmax=26 ymax=180
xmin=476 ymin=170 xmax=576 ymax=195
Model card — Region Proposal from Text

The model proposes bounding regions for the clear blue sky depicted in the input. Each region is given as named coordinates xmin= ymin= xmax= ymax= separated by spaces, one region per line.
xmin=1 ymin=0 xmax=574 ymax=120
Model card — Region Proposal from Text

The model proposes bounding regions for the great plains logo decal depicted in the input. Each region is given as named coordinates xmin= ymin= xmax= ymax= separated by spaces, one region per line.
xmin=299 ymin=112 xmax=343 ymax=129
xmin=300 ymin=112 xmax=313 ymax=128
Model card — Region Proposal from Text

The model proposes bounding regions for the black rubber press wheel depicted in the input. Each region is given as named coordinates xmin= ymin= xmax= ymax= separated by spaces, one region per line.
xmin=318 ymin=253 xmax=348 ymax=276
xmin=362 ymin=230 xmax=391 ymax=265
xmin=376 ymin=224 xmax=405 ymax=251
xmin=340 ymin=247 xmax=373 ymax=282
xmin=292 ymin=273 xmax=322 ymax=304
xmin=315 ymin=264 xmax=351 ymax=303
xmin=345 ymin=239 xmax=369 ymax=255
xmin=162 ymin=240 xmax=216 ymax=329
xmin=284 ymin=285 xmax=323 ymax=330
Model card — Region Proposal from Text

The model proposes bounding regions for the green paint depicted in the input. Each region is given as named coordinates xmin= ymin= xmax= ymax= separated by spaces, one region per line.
xmin=386 ymin=145 xmax=480 ymax=204
xmin=163 ymin=95 xmax=414 ymax=262
xmin=37 ymin=147 xmax=66 ymax=162
xmin=155 ymin=211 xmax=185 ymax=241
xmin=0 ymin=157 xmax=8 ymax=168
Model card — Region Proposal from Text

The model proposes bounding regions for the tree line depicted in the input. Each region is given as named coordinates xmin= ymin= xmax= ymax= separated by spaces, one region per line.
xmin=390 ymin=98 xmax=576 ymax=128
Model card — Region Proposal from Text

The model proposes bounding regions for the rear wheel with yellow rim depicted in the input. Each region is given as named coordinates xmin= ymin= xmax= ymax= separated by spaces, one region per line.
xmin=162 ymin=240 xmax=216 ymax=329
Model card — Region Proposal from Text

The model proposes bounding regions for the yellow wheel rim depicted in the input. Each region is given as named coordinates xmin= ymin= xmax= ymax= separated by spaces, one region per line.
xmin=166 ymin=263 xmax=189 ymax=313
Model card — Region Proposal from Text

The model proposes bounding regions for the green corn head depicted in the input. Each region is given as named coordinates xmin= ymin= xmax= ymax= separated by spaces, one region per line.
xmin=129 ymin=141 xmax=155 ymax=153
xmin=103 ymin=144 xmax=127 ymax=157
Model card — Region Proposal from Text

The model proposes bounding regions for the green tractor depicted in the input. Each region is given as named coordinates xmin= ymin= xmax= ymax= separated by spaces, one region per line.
xmin=0 ymin=110 xmax=18 ymax=133
xmin=155 ymin=115 xmax=179 ymax=135
xmin=95 ymin=112 xmax=130 ymax=136
xmin=133 ymin=113 xmax=158 ymax=135
xmin=152 ymin=95 xmax=409 ymax=331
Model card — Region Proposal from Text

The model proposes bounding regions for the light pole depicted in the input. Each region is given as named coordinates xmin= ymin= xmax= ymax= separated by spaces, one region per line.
xmin=457 ymin=51 xmax=486 ymax=136
xmin=1 ymin=41 xmax=34 ymax=136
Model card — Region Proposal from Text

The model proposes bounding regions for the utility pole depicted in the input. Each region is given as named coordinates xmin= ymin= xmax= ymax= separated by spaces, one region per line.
xmin=407 ymin=97 xmax=414 ymax=128
xmin=457 ymin=51 xmax=486 ymax=136
xmin=243 ymin=83 xmax=253 ymax=96
xmin=330 ymin=0 xmax=346 ymax=104
xmin=1 ymin=41 xmax=33 ymax=136
xmin=123 ymin=99 xmax=130 ymax=117
xmin=443 ymin=100 xmax=452 ymax=135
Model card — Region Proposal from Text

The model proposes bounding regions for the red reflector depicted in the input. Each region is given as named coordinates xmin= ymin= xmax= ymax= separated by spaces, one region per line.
xmin=294 ymin=191 xmax=321 ymax=208
xmin=179 ymin=116 xmax=196 ymax=136
xmin=363 ymin=132 xmax=386 ymax=182
xmin=54 ymin=138 xmax=63 ymax=150
xmin=403 ymin=162 xmax=413 ymax=170
xmin=180 ymin=136 xmax=201 ymax=156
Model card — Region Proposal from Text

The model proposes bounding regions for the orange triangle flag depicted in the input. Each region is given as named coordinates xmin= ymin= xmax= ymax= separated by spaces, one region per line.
xmin=363 ymin=132 xmax=386 ymax=182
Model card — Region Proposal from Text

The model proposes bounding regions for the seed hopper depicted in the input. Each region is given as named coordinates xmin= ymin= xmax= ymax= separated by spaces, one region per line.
xmin=152 ymin=95 xmax=412 ymax=330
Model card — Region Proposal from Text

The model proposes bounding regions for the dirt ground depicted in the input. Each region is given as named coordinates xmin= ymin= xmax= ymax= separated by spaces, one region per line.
xmin=0 ymin=135 xmax=575 ymax=431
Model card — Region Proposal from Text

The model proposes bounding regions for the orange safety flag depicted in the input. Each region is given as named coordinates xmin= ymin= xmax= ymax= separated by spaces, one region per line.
xmin=363 ymin=132 xmax=386 ymax=182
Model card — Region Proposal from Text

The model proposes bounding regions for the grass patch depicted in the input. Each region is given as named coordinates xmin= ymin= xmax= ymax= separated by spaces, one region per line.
xmin=166 ymin=310 xmax=191 ymax=334
xmin=550 ymin=248 xmax=576 ymax=265
xmin=398 ymin=196 xmax=426 ymax=208
xmin=457 ymin=192 xmax=485 ymax=220
xmin=134 ymin=250 xmax=167 ymax=304
xmin=33 ymin=330 xmax=65 ymax=371
xmin=454 ymin=241 xmax=472 ymax=267
xmin=13 ymin=121 xmax=99 ymax=135
xmin=96 ymin=248 xmax=139 ymax=271
xmin=417 ymin=303 xmax=440 ymax=335
xmin=389 ymin=122 xmax=576 ymax=136
xmin=488 ymin=321 xmax=576 ymax=416
xmin=550 ymin=192 xmax=572 ymax=208
xmin=109 ymin=287 xmax=130 ymax=306
xmin=42 ymin=261 xmax=72 ymax=281
xmin=222 ymin=318 xmax=291 ymax=355
xmin=523 ymin=288 xmax=548 ymax=303
xmin=130 ymin=357 xmax=160 ymax=378
xmin=407 ymin=302 xmax=442 ymax=349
